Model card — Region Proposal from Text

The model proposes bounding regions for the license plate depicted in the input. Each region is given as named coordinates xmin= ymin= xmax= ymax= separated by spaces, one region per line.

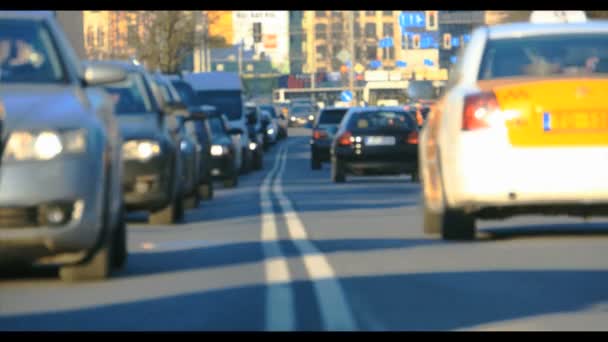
xmin=364 ymin=136 xmax=396 ymax=146
xmin=545 ymin=111 xmax=608 ymax=132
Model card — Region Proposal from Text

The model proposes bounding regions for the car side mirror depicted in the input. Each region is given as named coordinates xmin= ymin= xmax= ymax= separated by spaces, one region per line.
xmin=83 ymin=64 xmax=126 ymax=86
xmin=227 ymin=128 xmax=243 ymax=135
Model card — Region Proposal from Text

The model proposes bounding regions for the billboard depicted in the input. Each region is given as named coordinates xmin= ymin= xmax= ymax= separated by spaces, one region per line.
xmin=232 ymin=11 xmax=289 ymax=73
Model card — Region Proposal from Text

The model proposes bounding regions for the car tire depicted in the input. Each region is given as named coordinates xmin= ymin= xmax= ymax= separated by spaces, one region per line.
xmin=173 ymin=195 xmax=185 ymax=222
xmin=254 ymin=152 xmax=263 ymax=170
xmin=331 ymin=157 xmax=346 ymax=183
xmin=240 ymin=148 xmax=251 ymax=175
xmin=111 ymin=204 xmax=127 ymax=270
xmin=441 ymin=209 xmax=476 ymax=241
xmin=311 ymin=155 xmax=321 ymax=170
xmin=199 ymin=182 xmax=213 ymax=201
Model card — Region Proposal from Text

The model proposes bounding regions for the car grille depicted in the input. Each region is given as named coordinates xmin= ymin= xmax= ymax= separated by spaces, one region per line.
xmin=0 ymin=207 xmax=40 ymax=228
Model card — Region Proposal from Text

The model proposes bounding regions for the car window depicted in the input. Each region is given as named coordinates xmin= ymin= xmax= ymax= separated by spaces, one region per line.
xmin=103 ymin=72 xmax=153 ymax=114
xmin=195 ymin=90 xmax=243 ymax=121
xmin=291 ymin=106 xmax=312 ymax=115
xmin=479 ymin=34 xmax=608 ymax=80
xmin=0 ymin=18 xmax=65 ymax=84
xmin=208 ymin=117 xmax=227 ymax=136
xmin=347 ymin=110 xmax=416 ymax=131
xmin=319 ymin=109 xmax=348 ymax=124
xmin=171 ymin=80 xmax=195 ymax=106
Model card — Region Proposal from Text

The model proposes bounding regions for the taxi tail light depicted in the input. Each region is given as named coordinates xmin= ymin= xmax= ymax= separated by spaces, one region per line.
xmin=462 ymin=92 xmax=500 ymax=131
xmin=406 ymin=131 xmax=419 ymax=144
xmin=313 ymin=129 xmax=328 ymax=140
xmin=337 ymin=131 xmax=353 ymax=146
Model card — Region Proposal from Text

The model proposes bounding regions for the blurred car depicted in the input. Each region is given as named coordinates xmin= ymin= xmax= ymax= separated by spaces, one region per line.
xmin=166 ymin=76 xmax=214 ymax=201
xmin=331 ymin=107 xmax=420 ymax=183
xmin=260 ymin=104 xmax=287 ymax=139
xmin=206 ymin=111 xmax=242 ymax=188
xmin=184 ymin=72 xmax=252 ymax=174
xmin=419 ymin=13 xmax=608 ymax=240
xmin=151 ymin=74 xmax=201 ymax=210
xmin=310 ymin=107 xmax=349 ymax=169
xmin=289 ymin=104 xmax=316 ymax=127
xmin=95 ymin=60 xmax=184 ymax=225
xmin=260 ymin=109 xmax=278 ymax=147
xmin=0 ymin=12 xmax=127 ymax=281
xmin=244 ymin=104 xmax=265 ymax=169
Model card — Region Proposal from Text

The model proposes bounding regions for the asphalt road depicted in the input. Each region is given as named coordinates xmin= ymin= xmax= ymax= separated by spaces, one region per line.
xmin=2 ymin=128 xmax=608 ymax=331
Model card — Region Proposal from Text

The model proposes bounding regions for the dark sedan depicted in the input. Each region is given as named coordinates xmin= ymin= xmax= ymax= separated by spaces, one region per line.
xmin=330 ymin=107 xmax=419 ymax=183
xmin=206 ymin=112 xmax=242 ymax=188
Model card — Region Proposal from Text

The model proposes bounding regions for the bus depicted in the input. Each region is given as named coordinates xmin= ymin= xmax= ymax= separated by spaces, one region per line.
xmin=272 ymin=87 xmax=365 ymax=107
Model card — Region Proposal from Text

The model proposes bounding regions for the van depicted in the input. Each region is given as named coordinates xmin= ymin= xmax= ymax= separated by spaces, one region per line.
xmin=184 ymin=72 xmax=252 ymax=173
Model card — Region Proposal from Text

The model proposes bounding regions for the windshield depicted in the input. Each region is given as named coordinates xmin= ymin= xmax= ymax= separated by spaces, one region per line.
xmin=348 ymin=110 xmax=416 ymax=131
xmin=260 ymin=105 xmax=277 ymax=118
xmin=479 ymin=34 xmax=608 ymax=80
xmin=319 ymin=109 xmax=348 ymax=124
xmin=208 ymin=116 xmax=227 ymax=136
xmin=103 ymin=72 xmax=153 ymax=114
xmin=291 ymin=106 xmax=312 ymax=115
xmin=194 ymin=90 xmax=243 ymax=121
xmin=0 ymin=18 xmax=66 ymax=84
xmin=171 ymin=80 xmax=195 ymax=106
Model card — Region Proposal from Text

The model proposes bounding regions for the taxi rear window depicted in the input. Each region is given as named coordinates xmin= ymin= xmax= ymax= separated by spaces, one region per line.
xmin=478 ymin=34 xmax=608 ymax=80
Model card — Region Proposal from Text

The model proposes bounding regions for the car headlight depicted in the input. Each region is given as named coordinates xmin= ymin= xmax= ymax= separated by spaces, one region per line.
xmin=290 ymin=116 xmax=296 ymax=121
xmin=249 ymin=142 xmax=258 ymax=150
xmin=308 ymin=115 xmax=314 ymax=121
xmin=210 ymin=144 xmax=228 ymax=156
xmin=267 ymin=128 xmax=274 ymax=135
xmin=180 ymin=140 xmax=188 ymax=151
xmin=3 ymin=129 xmax=87 ymax=161
xmin=123 ymin=140 xmax=161 ymax=162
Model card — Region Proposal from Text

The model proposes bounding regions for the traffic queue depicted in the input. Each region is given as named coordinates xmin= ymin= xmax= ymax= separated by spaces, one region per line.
xmin=0 ymin=11 xmax=284 ymax=282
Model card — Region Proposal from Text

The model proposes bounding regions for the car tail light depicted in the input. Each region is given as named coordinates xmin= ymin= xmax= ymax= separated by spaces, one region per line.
xmin=462 ymin=92 xmax=500 ymax=131
xmin=337 ymin=131 xmax=353 ymax=146
xmin=406 ymin=131 xmax=419 ymax=144
xmin=313 ymin=129 xmax=328 ymax=140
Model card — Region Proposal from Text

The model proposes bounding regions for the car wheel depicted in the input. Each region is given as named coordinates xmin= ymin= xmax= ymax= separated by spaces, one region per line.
xmin=111 ymin=204 xmax=127 ymax=270
xmin=441 ymin=209 xmax=476 ymax=241
xmin=199 ymin=182 xmax=213 ymax=201
xmin=173 ymin=195 xmax=185 ymax=222
xmin=331 ymin=157 xmax=346 ymax=183
xmin=240 ymin=148 xmax=251 ymax=175
xmin=311 ymin=153 xmax=321 ymax=170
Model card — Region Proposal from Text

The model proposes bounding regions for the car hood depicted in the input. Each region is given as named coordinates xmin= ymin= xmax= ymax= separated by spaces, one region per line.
xmin=116 ymin=114 xmax=162 ymax=140
xmin=211 ymin=134 xmax=232 ymax=146
xmin=0 ymin=84 xmax=94 ymax=135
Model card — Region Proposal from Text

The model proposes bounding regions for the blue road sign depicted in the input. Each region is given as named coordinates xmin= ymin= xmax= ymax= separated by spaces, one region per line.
xmin=450 ymin=56 xmax=458 ymax=64
xmin=340 ymin=90 xmax=353 ymax=102
xmin=424 ymin=59 xmax=434 ymax=67
xmin=399 ymin=11 xmax=426 ymax=28
xmin=369 ymin=60 xmax=382 ymax=69
xmin=463 ymin=34 xmax=472 ymax=43
xmin=452 ymin=36 xmax=460 ymax=47
xmin=396 ymin=60 xmax=407 ymax=68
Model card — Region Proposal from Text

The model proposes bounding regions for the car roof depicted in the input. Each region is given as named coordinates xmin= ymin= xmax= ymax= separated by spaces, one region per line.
xmin=321 ymin=107 xmax=350 ymax=112
xmin=184 ymin=72 xmax=242 ymax=91
xmin=487 ymin=21 xmax=608 ymax=40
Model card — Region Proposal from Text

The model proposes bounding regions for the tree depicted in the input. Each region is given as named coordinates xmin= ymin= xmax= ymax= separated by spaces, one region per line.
xmin=128 ymin=11 xmax=200 ymax=73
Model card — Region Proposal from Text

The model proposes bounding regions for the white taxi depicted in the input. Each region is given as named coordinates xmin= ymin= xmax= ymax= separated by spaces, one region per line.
xmin=419 ymin=12 xmax=608 ymax=240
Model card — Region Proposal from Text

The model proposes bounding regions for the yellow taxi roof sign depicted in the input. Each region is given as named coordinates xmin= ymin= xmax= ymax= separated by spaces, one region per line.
xmin=530 ymin=11 xmax=587 ymax=24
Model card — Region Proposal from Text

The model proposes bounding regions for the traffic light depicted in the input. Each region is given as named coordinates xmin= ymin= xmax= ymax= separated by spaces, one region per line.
xmin=412 ymin=34 xmax=420 ymax=49
xmin=443 ymin=33 xmax=451 ymax=49
xmin=426 ymin=11 xmax=438 ymax=31
xmin=253 ymin=22 xmax=262 ymax=43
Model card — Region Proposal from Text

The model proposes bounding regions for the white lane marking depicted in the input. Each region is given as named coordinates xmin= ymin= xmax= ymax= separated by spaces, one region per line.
xmin=272 ymin=146 xmax=357 ymax=331
xmin=260 ymin=145 xmax=295 ymax=331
